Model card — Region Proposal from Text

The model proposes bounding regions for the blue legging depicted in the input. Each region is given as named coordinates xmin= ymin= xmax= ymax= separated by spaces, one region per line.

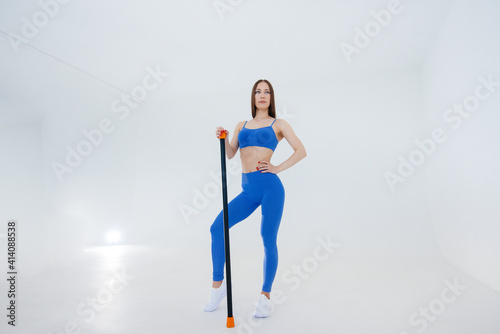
xmin=210 ymin=170 xmax=285 ymax=293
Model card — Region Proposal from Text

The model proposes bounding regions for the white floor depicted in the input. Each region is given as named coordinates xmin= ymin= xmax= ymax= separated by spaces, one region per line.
xmin=2 ymin=244 xmax=500 ymax=334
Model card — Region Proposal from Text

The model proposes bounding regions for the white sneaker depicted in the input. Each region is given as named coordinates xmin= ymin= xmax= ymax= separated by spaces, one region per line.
xmin=253 ymin=294 xmax=274 ymax=318
xmin=203 ymin=282 xmax=227 ymax=312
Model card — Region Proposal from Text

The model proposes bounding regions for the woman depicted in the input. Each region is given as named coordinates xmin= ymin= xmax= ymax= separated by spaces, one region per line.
xmin=204 ymin=79 xmax=307 ymax=318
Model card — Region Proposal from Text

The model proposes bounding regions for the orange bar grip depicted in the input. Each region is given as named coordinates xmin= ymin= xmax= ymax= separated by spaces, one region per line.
xmin=219 ymin=130 xmax=227 ymax=139
xmin=227 ymin=317 xmax=235 ymax=328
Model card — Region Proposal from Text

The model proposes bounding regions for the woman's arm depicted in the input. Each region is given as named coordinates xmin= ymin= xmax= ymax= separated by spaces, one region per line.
xmin=276 ymin=119 xmax=307 ymax=173
xmin=221 ymin=121 xmax=243 ymax=159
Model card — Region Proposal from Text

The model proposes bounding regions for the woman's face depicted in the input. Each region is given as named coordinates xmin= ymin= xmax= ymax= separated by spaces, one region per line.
xmin=254 ymin=82 xmax=271 ymax=111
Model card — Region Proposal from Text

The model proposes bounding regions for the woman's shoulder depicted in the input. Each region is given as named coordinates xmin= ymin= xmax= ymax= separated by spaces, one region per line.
xmin=274 ymin=118 xmax=290 ymax=127
xmin=235 ymin=120 xmax=247 ymax=132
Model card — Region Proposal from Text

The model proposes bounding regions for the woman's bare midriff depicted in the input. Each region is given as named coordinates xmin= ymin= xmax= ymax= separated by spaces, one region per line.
xmin=240 ymin=146 xmax=274 ymax=173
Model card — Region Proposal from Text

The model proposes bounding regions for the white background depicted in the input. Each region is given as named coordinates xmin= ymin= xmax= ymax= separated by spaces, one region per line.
xmin=1 ymin=0 xmax=499 ymax=333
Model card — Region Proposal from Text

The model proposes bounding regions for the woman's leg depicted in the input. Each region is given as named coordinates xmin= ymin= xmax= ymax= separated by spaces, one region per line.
xmin=260 ymin=176 xmax=285 ymax=295
xmin=210 ymin=189 xmax=260 ymax=283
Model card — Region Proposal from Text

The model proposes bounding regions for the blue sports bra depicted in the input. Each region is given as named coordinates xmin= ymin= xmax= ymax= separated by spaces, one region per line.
xmin=238 ymin=119 xmax=279 ymax=151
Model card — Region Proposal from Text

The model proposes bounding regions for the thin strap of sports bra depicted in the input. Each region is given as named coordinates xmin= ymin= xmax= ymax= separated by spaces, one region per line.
xmin=270 ymin=119 xmax=276 ymax=126
xmin=243 ymin=121 xmax=247 ymax=128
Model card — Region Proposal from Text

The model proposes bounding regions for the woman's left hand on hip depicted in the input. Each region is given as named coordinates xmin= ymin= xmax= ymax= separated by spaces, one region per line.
xmin=256 ymin=161 xmax=279 ymax=174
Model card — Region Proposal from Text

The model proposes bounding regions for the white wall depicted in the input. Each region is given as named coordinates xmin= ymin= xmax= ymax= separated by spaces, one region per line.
xmin=422 ymin=0 xmax=500 ymax=292
xmin=130 ymin=68 xmax=442 ymax=263
xmin=39 ymin=72 xmax=151 ymax=256
xmin=36 ymin=66 xmax=442 ymax=267
xmin=0 ymin=123 xmax=47 ymax=276
xmin=5 ymin=0 xmax=482 ymax=275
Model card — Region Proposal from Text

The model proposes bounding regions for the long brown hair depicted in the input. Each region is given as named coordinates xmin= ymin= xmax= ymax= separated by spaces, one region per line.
xmin=251 ymin=79 xmax=276 ymax=118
